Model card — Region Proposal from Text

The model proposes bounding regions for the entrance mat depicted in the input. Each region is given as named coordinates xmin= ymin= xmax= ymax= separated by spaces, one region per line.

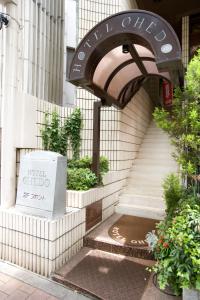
xmin=108 ymin=215 xmax=158 ymax=247
xmin=62 ymin=249 xmax=150 ymax=300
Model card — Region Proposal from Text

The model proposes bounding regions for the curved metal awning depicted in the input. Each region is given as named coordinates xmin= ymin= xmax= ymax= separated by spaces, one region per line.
xmin=69 ymin=9 xmax=183 ymax=108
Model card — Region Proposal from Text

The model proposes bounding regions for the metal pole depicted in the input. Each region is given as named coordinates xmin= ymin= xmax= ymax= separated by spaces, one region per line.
xmin=91 ymin=100 xmax=102 ymax=180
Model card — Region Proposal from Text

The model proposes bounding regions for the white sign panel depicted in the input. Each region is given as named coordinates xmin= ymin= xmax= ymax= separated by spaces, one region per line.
xmin=16 ymin=151 xmax=67 ymax=219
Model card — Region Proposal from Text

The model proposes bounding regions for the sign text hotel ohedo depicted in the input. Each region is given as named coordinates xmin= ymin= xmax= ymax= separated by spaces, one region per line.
xmin=16 ymin=151 xmax=66 ymax=219
xmin=70 ymin=10 xmax=181 ymax=82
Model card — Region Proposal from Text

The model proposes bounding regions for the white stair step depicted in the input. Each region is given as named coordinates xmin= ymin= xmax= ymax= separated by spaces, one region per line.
xmin=133 ymin=158 xmax=177 ymax=167
xmin=137 ymin=153 xmax=173 ymax=159
xmin=146 ymin=127 xmax=166 ymax=132
xmin=124 ymin=187 xmax=163 ymax=197
xmin=130 ymin=168 xmax=176 ymax=177
xmin=127 ymin=175 xmax=165 ymax=184
xmin=145 ymin=132 xmax=166 ymax=137
xmin=115 ymin=203 xmax=165 ymax=220
xmin=140 ymin=141 xmax=172 ymax=147
xmin=118 ymin=194 xmax=165 ymax=209
xmin=139 ymin=148 xmax=172 ymax=154
xmin=140 ymin=143 xmax=173 ymax=150
xmin=130 ymin=165 xmax=177 ymax=173
xmin=116 ymin=121 xmax=176 ymax=221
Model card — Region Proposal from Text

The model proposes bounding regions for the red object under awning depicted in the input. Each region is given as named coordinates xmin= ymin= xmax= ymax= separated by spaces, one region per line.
xmin=162 ymin=80 xmax=173 ymax=106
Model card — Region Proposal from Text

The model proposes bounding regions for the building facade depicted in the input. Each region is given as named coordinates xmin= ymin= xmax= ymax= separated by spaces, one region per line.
xmin=0 ymin=0 xmax=199 ymax=276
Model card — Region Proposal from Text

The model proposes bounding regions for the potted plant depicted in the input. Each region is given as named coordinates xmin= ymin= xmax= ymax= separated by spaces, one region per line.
xmin=146 ymin=176 xmax=200 ymax=297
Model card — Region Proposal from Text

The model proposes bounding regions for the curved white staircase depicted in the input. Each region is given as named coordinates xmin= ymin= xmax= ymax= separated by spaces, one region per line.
xmin=115 ymin=121 xmax=178 ymax=220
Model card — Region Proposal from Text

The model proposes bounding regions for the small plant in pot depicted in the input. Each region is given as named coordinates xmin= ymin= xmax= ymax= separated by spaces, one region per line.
xmin=151 ymin=204 xmax=200 ymax=296
xmin=146 ymin=174 xmax=200 ymax=296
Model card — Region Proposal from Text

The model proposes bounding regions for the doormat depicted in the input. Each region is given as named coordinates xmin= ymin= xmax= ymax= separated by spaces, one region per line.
xmin=108 ymin=215 xmax=158 ymax=247
xmin=64 ymin=249 xmax=150 ymax=300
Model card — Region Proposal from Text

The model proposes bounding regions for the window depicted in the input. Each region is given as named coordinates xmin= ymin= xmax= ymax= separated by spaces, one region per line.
xmin=189 ymin=14 xmax=200 ymax=59
xmin=66 ymin=47 xmax=75 ymax=80
xmin=63 ymin=47 xmax=76 ymax=106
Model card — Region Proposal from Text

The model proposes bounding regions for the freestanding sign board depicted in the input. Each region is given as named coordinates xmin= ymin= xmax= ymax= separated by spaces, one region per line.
xmin=16 ymin=151 xmax=67 ymax=219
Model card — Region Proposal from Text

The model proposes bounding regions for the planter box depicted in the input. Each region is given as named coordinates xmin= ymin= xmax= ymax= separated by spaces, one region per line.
xmin=66 ymin=188 xmax=101 ymax=208
xmin=183 ymin=289 xmax=200 ymax=300
xmin=66 ymin=171 xmax=127 ymax=209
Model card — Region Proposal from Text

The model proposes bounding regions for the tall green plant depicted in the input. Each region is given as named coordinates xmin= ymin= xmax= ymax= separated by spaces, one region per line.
xmin=67 ymin=108 xmax=82 ymax=160
xmin=41 ymin=112 xmax=50 ymax=151
xmin=40 ymin=108 xmax=82 ymax=158
xmin=153 ymin=50 xmax=200 ymax=178
xmin=48 ymin=111 xmax=62 ymax=153
xmin=163 ymin=174 xmax=183 ymax=218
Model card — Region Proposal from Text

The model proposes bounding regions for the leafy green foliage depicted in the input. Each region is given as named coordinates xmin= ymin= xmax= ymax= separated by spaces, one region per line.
xmin=186 ymin=49 xmax=200 ymax=97
xmin=152 ymin=53 xmax=200 ymax=293
xmin=152 ymin=204 xmax=200 ymax=295
xmin=100 ymin=156 xmax=109 ymax=174
xmin=67 ymin=156 xmax=109 ymax=189
xmin=68 ymin=156 xmax=109 ymax=175
xmin=68 ymin=156 xmax=92 ymax=169
xmin=163 ymin=174 xmax=183 ymax=218
xmin=41 ymin=111 xmax=69 ymax=155
xmin=153 ymin=50 xmax=200 ymax=178
xmin=41 ymin=112 xmax=51 ymax=151
xmin=67 ymin=108 xmax=82 ymax=160
xmin=67 ymin=168 xmax=97 ymax=191
xmin=40 ymin=108 xmax=82 ymax=159
xmin=41 ymin=110 xmax=110 ymax=190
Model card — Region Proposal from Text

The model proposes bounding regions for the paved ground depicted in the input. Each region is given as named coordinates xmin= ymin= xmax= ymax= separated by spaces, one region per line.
xmin=0 ymin=260 xmax=90 ymax=300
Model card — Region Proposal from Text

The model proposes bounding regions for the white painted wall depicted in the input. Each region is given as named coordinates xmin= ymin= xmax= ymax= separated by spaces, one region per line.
xmin=63 ymin=0 xmax=77 ymax=106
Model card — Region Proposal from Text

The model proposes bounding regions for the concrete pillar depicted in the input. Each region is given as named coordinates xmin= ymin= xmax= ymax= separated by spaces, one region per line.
xmin=1 ymin=0 xmax=18 ymax=208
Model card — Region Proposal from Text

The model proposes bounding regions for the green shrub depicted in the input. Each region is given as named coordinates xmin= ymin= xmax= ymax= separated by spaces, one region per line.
xmin=163 ymin=174 xmax=183 ymax=218
xmin=41 ymin=111 xmax=66 ymax=154
xmin=67 ymin=108 xmax=82 ymax=160
xmin=68 ymin=156 xmax=92 ymax=169
xmin=100 ymin=156 xmax=109 ymax=174
xmin=152 ymin=204 xmax=200 ymax=295
xmin=68 ymin=156 xmax=109 ymax=174
xmin=67 ymin=168 xmax=97 ymax=191
xmin=67 ymin=156 xmax=109 ymax=188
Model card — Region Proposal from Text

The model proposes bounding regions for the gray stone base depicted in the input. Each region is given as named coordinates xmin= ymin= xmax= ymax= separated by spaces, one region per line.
xmin=183 ymin=288 xmax=200 ymax=300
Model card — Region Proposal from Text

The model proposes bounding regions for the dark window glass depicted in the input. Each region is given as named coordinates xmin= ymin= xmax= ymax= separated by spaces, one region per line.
xmin=66 ymin=47 xmax=75 ymax=79
xmin=190 ymin=14 xmax=200 ymax=59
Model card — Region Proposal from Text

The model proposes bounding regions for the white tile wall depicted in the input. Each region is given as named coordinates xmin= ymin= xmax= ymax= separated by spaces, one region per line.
xmin=0 ymin=208 xmax=85 ymax=277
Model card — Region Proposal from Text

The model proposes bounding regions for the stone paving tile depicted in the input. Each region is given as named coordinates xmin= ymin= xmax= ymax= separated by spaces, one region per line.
xmin=0 ymin=278 xmax=23 ymax=295
xmin=46 ymin=296 xmax=59 ymax=300
xmin=19 ymin=282 xmax=36 ymax=295
xmin=0 ymin=291 xmax=8 ymax=300
xmin=7 ymin=289 xmax=28 ymax=300
xmin=25 ymin=276 xmax=69 ymax=298
xmin=27 ymin=289 xmax=52 ymax=300
xmin=0 ymin=260 xmax=90 ymax=300
xmin=0 ymin=273 xmax=11 ymax=283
